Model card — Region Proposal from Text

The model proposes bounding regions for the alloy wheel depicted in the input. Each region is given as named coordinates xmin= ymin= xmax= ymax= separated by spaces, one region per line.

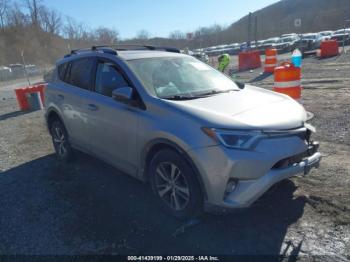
xmin=154 ymin=162 xmax=190 ymax=211
xmin=52 ymin=126 xmax=67 ymax=157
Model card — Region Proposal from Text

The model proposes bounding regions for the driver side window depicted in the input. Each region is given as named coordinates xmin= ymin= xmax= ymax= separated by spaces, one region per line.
xmin=95 ymin=62 xmax=128 ymax=97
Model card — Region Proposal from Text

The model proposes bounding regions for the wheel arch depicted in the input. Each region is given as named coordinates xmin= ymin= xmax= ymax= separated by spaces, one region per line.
xmin=141 ymin=138 xmax=208 ymax=200
xmin=46 ymin=107 xmax=65 ymax=132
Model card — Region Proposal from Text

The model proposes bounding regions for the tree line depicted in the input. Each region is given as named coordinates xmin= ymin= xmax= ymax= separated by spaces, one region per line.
xmin=0 ymin=0 xmax=234 ymax=66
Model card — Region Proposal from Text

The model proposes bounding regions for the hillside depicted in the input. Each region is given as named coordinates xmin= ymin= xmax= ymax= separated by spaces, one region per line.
xmin=221 ymin=0 xmax=350 ymax=43
xmin=1 ymin=0 xmax=350 ymax=67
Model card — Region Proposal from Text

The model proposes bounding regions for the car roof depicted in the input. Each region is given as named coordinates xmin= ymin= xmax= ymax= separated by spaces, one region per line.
xmin=57 ymin=50 xmax=187 ymax=65
xmin=118 ymin=50 xmax=188 ymax=60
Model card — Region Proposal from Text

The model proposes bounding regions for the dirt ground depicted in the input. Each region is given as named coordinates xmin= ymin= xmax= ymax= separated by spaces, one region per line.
xmin=0 ymin=52 xmax=349 ymax=260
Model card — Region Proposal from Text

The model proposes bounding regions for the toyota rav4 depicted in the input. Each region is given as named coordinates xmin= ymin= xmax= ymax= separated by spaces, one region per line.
xmin=45 ymin=45 xmax=322 ymax=218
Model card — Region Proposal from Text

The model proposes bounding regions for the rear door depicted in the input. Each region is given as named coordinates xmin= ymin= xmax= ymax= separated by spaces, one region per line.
xmin=82 ymin=58 xmax=140 ymax=176
xmin=57 ymin=57 xmax=96 ymax=150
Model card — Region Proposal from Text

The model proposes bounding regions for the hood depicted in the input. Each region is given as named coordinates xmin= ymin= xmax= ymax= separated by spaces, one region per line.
xmin=165 ymin=85 xmax=307 ymax=130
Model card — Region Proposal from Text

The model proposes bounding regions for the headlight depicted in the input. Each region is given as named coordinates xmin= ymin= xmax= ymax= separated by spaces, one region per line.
xmin=202 ymin=127 xmax=262 ymax=149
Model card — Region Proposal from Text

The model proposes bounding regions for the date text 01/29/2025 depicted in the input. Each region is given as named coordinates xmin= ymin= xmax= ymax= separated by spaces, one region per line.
xmin=127 ymin=256 xmax=220 ymax=261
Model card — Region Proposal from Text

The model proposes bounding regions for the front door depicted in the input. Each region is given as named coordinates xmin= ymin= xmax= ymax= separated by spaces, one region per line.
xmin=84 ymin=59 xmax=140 ymax=176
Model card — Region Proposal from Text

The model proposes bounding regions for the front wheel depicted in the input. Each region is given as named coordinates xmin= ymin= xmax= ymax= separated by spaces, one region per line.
xmin=149 ymin=149 xmax=203 ymax=219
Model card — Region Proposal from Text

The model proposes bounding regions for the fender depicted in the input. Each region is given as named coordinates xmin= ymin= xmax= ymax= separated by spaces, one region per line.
xmin=140 ymin=138 xmax=208 ymax=200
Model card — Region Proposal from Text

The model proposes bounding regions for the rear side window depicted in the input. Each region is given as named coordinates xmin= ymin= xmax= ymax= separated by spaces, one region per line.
xmin=67 ymin=58 xmax=95 ymax=90
xmin=57 ymin=62 xmax=68 ymax=81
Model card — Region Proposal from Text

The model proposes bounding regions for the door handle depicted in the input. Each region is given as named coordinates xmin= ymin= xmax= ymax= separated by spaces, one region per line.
xmin=87 ymin=104 xmax=98 ymax=111
xmin=57 ymin=94 xmax=64 ymax=100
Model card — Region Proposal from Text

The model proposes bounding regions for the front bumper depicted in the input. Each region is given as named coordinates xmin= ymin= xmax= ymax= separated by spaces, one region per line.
xmin=187 ymin=133 xmax=322 ymax=210
xmin=222 ymin=150 xmax=321 ymax=209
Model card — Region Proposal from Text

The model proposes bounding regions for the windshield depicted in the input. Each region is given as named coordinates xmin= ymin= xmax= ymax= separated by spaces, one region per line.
xmin=127 ymin=56 xmax=239 ymax=99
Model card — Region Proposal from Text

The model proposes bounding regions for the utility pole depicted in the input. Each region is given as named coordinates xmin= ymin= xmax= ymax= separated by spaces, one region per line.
xmin=254 ymin=16 xmax=258 ymax=48
xmin=247 ymin=12 xmax=252 ymax=50
xmin=21 ymin=50 xmax=31 ymax=86
xmin=343 ymin=19 xmax=350 ymax=54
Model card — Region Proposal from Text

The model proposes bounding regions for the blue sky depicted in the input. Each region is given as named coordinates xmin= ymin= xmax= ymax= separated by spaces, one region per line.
xmin=44 ymin=0 xmax=279 ymax=39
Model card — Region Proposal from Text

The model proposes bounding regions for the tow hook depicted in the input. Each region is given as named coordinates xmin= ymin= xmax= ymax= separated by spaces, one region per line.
xmin=308 ymin=141 xmax=319 ymax=156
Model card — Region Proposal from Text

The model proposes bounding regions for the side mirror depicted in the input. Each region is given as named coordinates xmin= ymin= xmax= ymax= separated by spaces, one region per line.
xmin=112 ymin=86 xmax=133 ymax=103
xmin=235 ymin=81 xmax=245 ymax=89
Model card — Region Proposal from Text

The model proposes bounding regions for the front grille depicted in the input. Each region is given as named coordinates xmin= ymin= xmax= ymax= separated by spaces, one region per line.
xmin=264 ymin=127 xmax=311 ymax=143
xmin=272 ymin=141 xmax=319 ymax=170
xmin=272 ymin=151 xmax=308 ymax=169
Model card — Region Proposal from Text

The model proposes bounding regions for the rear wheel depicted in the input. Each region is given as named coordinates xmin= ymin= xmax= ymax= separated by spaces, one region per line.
xmin=50 ymin=120 xmax=74 ymax=162
xmin=149 ymin=149 xmax=203 ymax=219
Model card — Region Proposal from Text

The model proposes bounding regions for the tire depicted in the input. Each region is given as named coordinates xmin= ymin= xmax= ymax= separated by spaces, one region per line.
xmin=50 ymin=120 xmax=74 ymax=162
xmin=149 ymin=149 xmax=203 ymax=219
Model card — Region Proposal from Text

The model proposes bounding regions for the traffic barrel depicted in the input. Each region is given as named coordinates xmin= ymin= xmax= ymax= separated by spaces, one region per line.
xmin=239 ymin=50 xmax=261 ymax=71
xmin=14 ymin=84 xmax=47 ymax=111
xmin=320 ymin=40 xmax=339 ymax=58
xmin=264 ymin=48 xmax=278 ymax=73
xmin=274 ymin=62 xmax=301 ymax=100
xmin=14 ymin=88 xmax=29 ymax=111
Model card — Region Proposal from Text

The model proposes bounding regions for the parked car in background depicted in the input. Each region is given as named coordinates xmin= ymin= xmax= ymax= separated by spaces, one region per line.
xmin=259 ymin=37 xmax=280 ymax=52
xmin=25 ymin=65 xmax=40 ymax=76
xmin=0 ymin=66 xmax=12 ymax=81
xmin=273 ymin=36 xmax=298 ymax=53
xmin=295 ymin=33 xmax=318 ymax=52
xmin=331 ymin=29 xmax=350 ymax=46
xmin=281 ymin=33 xmax=298 ymax=38
xmin=225 ymin=43 xmax=241 ymax=55
xmin=9 ymin=64 xmax=26 ymax=78
xmin=45 ymin=45 xmax=322 ymax=218
xmin=313 ymin=31 xmax=334 ymax=49
xmin=249 ymin=41 xmax=259 ymax=50
xmin=277 ymin=35 xmax=300 ymax=52
xmin=318 ymin=31 xmax=333 ymax=38
xmin=333 ymin=28 xmax=350 ymax=35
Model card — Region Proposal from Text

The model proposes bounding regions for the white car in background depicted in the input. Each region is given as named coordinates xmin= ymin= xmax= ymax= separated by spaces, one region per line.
xmin=314 ymin=31 xmax=334 ymax=48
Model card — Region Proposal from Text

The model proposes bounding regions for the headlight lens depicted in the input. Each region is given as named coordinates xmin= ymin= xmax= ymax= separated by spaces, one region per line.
xmin=202 ymin=128 xmax=262 ymax=149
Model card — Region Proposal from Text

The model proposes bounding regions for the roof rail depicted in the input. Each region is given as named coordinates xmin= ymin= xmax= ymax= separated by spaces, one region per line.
xmin=64 ymin=44 xmax=181 ymax=58
xmin=92 ymin=44 xmax=181 ymax=53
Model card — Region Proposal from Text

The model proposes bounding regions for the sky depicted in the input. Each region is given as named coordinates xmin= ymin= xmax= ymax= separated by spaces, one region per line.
xmin=44 ymin=0 xmax=280 ymax=39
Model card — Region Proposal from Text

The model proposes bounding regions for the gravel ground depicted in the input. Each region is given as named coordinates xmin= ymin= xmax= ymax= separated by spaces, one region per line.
xmin=0 ymin=53 xmax=349 ymax=260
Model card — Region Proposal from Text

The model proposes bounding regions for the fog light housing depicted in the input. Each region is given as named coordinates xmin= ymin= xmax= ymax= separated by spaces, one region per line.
xmin=224 ymin=179 xmax=238 ymax=197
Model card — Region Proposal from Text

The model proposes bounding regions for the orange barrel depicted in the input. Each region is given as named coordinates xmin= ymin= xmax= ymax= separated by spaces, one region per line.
xmin=320 ymin=40 xmax=339 ymax=58
xmin=14 ymin=88 xmax=30 ymax=111
xmin=14 ymin=84 xmax=47 ymax=111
xmin=26 ymin=91 xmax=43 ymax=110
xmin=239 ymin=50 xmax=261 ymax=71
xmin=31 ymin=84 xmax=46 ymax=104
xmin=274 ymin=62 xmax=301 ymax=100
xmin=264 ymin=48 xmax=278 ymax=73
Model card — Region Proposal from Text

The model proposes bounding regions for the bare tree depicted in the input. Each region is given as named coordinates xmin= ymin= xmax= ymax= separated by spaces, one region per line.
xmin=169 ymin=30 xmax=185 ymax=40
xmin=0 ymin=0 xmax=8 ymax=28
xmin=63 ymin=16 xmax=87 ymax=40
xmin=136 ymin=29 xmax=150 ymax=40
xmin=24 ymin=0 xmax=43 ymax=27
xmin=40 ymin=7 xmax=61 ymax=34
xmin=6 ymin=2 xmax=28 ymax=27
xmin=93 ymin=27 xmax=119 ymax=44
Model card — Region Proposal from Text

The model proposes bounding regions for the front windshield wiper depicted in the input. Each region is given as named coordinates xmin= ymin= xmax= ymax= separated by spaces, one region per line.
xmin=161 ymin=95 xmax=204 ymax=100
xmin=161 ymin=89 xmax=239 ymax=100
xmin=198 ymin=89 xmax=238 ymax=97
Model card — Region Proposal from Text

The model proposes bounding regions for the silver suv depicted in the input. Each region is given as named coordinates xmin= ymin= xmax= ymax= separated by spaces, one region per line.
xmin=45 ymin=45 xmax=322 ymax=218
